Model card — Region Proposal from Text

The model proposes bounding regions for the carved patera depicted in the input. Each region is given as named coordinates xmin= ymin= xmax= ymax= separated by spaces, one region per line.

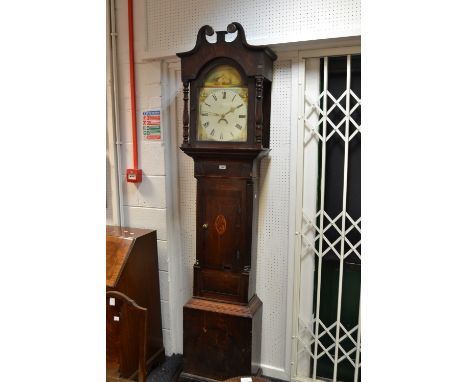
xmin=214 ymin=214 xmax=227 ymax=235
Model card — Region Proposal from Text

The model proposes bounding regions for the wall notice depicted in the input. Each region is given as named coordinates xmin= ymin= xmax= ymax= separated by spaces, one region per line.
xmin=143 ymin=109 xmax=161 ymax=141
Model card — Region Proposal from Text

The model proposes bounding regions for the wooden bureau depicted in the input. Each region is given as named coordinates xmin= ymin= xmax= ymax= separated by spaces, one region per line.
xmin=106 ymin=225 xmax=165 ymax=381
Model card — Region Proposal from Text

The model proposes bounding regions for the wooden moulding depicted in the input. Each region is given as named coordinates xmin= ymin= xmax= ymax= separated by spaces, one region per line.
xmin=176 ymin=23 xmax=276 ymax=82
xmin=184 ymin=294 xmax=262 ymax=317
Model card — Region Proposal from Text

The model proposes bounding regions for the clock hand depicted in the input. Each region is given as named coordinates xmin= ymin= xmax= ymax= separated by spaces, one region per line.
xmin=217 ymin=103 xmax=243 ymax=124
xmin=217 ymin=109 xmax=231 ymax=124
xmin=223 ymin=106 xmax=237 ymax=117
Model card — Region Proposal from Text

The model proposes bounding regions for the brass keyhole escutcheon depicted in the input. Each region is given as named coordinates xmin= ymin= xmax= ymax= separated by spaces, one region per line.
xmin=202 ymin=223 xmax=208 ymax=229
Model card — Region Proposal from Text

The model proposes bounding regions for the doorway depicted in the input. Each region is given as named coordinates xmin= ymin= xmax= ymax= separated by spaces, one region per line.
xmin=292 ymin=53 xmax=361 ymax=382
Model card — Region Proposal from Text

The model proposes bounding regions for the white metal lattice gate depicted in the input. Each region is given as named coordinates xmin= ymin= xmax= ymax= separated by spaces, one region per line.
xmin=292 ymin=50 xmax=361 ymax=382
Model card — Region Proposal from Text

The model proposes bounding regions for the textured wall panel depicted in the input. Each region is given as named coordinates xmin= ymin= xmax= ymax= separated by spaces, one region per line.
xmin=174 ymin=71 xmax=198 ymax=307
xmin=161 ymin=300 xmax=170 ymax=329
xmin=144 ymin=0 xmax=360 ymax=58
xmin=256 ymin=60 xmax=292 ymax=369
xmin=162 ymin=328 xmax=173 ymax=355
xmin=159 ymin=270 xmax=170 ymax=300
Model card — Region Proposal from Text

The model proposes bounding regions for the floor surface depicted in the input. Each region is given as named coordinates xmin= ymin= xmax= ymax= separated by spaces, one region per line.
xmin=146 ymin=354 xmax=183 ymax=382
xmin=145 ymin=355 xmax=286 ymax=382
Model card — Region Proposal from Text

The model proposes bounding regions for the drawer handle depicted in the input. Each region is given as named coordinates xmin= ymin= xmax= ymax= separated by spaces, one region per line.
xmin=202 ymin=223 xmax=208 ymax=229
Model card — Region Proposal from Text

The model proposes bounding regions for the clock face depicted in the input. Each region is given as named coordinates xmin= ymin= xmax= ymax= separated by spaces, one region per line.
xmin=197 ymin=87 xmax=248 ymax=142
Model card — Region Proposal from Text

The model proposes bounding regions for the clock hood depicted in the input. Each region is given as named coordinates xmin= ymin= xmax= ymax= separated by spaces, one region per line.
xmin=176 ymin=22 xmax=277 ymax=82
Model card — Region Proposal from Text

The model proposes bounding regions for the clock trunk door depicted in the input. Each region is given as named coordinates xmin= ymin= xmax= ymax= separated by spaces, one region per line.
xmin=197 ymin=178 xmax=247 ymax=272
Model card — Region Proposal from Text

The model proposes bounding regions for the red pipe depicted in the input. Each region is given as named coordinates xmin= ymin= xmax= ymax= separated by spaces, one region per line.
xmin=127 ymin=0 xmax=138 ymax=170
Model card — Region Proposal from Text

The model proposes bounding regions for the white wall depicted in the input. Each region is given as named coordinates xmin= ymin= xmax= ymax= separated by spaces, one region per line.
xmin=112 ymin=0 xmax=173 ymax=352
xmin=109 ymin=0 xmax=360 ymax=377
xmin=143 ymin=0 xmax=361 ymax=59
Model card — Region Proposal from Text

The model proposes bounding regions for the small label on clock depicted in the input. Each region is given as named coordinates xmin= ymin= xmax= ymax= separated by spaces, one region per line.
xmin=218 ymin=165 xmax=227 ymax=170
xmin=241 ymin=378 xmax=252 ymax=382
xmin=113 ymin=316 xmax=120 ymax=322
xmin=109 ymin=297 xmax=115 ymax=306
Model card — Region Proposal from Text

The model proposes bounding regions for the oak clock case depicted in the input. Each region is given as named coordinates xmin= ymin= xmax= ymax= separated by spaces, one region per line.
xmin=177 ymin=22 xmax=277 ymax=382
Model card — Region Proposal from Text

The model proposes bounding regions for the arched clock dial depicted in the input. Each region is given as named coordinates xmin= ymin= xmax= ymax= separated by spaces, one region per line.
xmin=197 ymin=87 xmax=248 ymax=142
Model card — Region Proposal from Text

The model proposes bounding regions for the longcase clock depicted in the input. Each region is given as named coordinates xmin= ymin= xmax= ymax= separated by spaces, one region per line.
xmin=176 ymin=23 xmax=277 ymax=382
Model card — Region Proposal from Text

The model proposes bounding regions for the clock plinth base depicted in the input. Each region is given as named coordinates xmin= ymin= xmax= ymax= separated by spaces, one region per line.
xmin=182 ymin=295 xmax=262 ymax=382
